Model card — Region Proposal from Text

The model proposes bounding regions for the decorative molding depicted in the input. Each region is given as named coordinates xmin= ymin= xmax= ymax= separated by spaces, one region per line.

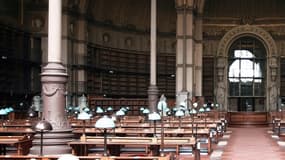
xmin=217 ymin=25 xmax=277 ymax=57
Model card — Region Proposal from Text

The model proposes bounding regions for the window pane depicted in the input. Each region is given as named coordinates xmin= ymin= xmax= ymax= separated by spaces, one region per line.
xmin=255 ymin=98 xmax=265 ymax=111
xmin=254 ymin=79 xmax=264 ymax=96
xmin=240 ymin=59 xmax=254 ymax=78
xmin=229 ymin=80 xmax=239 ymax=96
xmin=228 ymin=98 xmax=238 ymax=111
xmin=240 ymin=79 xmax=253 ymax=96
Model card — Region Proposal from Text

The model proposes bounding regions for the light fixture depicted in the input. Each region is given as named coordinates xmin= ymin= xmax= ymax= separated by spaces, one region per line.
xmin=115 ymin=109 xmax=125 ymax=127
xmin=0 ymin=109 xmax=8 ymax=127
xmin=77 ymin=112 xmax=91 ymax=141
xmin=142 ymin=108 xmax=150 ymax=122
xmin=189 ymin=108 xmax=197 ymax=137
xmin=157 ymin=94 xmax=168 ymax=156
xmin=175 ymin=109 xmax=185 ymax=129
xmin=96 ymin=106 xmax=104 ymax=116
xmin=33 ymin=120 xmax=53 ymax=156
xmin=95 ymin=115 xmax=115 ymax=156
xmin=106 ymin=106 xmax=113 ymax=116
xmin=148 ymin=112 xmax=161 ymax=137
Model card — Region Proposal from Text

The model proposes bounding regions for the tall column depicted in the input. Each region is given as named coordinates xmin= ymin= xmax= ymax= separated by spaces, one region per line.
xmin=30 ymin=0 xmax=72 ymax=155
xmin=175 ymin=0 xmax=195 ymax=109
xmin=194 ymin=15 xmax=203 ymax=96
xmin=148 ymin=0 xmax=159 ymax=112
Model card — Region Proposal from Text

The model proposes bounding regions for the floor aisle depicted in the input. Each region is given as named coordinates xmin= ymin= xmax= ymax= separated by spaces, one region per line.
xmin=221 ymin=127 xmax=284 ymax=160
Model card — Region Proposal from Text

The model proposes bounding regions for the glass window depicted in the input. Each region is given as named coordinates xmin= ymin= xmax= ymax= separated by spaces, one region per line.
xmin=228 ymin=37 xmax=266 ymax=112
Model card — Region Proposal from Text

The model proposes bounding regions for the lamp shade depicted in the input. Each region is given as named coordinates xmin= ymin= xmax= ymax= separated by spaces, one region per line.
xmin=0 ymin=109 xmax=7 ymax=115
xmin=189 ymin=108 xmax=197 ymax=114
xmin=193 ymin=102 xmax=198 ymax=108
xmin=77 ymin=112 xmax=91 ymax=120
xmin=215 ymin=104 xmax=219 ymax=108
xmin=175 ymin=109 xmax=185 ymax=117
xmin=107 ymin=106 xmax=113 ymax=112
xmin=8 ymin=107 xmax=14 ymax=112
xmin=83 ymin=107 xmax=90 ymax=112
xmin=96 ymin=106 xmax=104 ymax=113
xmin=116 ymin=109 xmax=125 ymax=116
xmin=95 ymin=115 xmax=115 ymax=129
xmin=34 ymin=120 xmax=53 ymax=132
xmin=148 ymin=112 xmax=161 ymax=121
xmin=142 ymin=108 xmax=150 ymax=114
xmin=206 ymin=107 xmax=211 ymax=112
xmin=199 ymin=107 xmax=205 ymax=113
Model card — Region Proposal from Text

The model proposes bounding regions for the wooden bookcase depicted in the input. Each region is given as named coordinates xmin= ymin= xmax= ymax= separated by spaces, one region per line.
xmin=0 ymin=24 xmax=41 ymax=104
xmin=86 ymin=44 xmax=176 ymax=98
xmin=202 ymin=57 xmax=214 ymax=102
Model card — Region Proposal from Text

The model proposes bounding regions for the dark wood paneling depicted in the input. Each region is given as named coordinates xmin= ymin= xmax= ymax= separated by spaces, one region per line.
xmin=228 ymin=112 xmax=268 ymax=125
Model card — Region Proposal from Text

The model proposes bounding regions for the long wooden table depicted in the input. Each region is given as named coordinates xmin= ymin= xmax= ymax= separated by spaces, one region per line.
xmin=68 ymin=136 xmax=197 ymax=157
xmin=0 ymin=155 xmax=170 ymax=160
xmin=0 ymin=135 xmax=33 ymax=155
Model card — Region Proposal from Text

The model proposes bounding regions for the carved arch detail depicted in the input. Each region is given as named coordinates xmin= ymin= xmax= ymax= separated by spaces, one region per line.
xmin=217 ymin=25 xmax=277 ymax=57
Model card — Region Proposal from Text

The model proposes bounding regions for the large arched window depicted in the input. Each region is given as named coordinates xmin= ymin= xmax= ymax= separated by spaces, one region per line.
xmin=228 ymin=36 xmax=266 ymax=112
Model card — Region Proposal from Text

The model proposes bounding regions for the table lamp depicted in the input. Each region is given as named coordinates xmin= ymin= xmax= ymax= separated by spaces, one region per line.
xmin=96 ymin=106 xmax=104 ymax=116
xmin=95 ymin=115 xmax=115 ymax=156
xmin=175 ymin=109 xmax=185 ymax=129
xmin=148 ymin=112 xmax=161 ymax=137
xmin=115 ymin=109 xmax=125 ymax=127
xmin=0 ymin=109 xmax=8 ymax=128
xmin=189 ymin=107 xmax=197 ymax=137
xmin=34 ymin=120 xmax=53 ymax=156
xmin=142 ymin=108 xmax=150 ymax=122
xmin=77 ymin=112 xmax=91 ymax=141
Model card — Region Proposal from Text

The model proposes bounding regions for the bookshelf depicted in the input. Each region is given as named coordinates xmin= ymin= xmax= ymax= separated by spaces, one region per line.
xmin=202 ymin=57 xmax=214 ymax=102
xmin=86 ymin=44 xmax=176 ymax=98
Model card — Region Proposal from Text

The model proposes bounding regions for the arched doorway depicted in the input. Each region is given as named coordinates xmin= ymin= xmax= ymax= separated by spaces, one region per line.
xmin=216 ymin=25 xmax=278 ymax=125
xmin=228 ymin=36 xmax=266 ymax=112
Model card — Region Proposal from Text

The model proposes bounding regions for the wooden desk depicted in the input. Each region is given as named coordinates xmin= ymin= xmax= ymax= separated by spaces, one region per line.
xmin=68 ymin=136 xmax=196 ymax=157
xmin=0 ymin=155 xmax=170 ymax=160
xmin=0 ymin=128 xmax=34 ymax=136
xmin=0 ymin=136 xmax=33 ymax=155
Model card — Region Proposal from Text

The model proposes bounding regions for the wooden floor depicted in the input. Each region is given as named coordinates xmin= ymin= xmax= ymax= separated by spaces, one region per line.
xmin=179 ymin=126 xmax=285 ymax=160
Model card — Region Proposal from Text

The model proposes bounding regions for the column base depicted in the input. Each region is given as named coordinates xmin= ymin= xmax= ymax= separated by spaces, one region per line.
xmin=30 ymin=129 xmax=74 ymax=155
xmin=148 ymin=85 xmax=159 ymax=112
xmin=176 ymin=91 xmax=190 ymax=115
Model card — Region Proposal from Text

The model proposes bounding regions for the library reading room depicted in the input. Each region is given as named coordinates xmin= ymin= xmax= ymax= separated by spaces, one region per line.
xmin=1 ymin=0 xmax=285 ymax=159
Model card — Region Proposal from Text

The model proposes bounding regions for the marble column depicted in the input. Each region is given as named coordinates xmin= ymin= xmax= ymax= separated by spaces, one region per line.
xmin=194 ymin=15 xmax=203 ymax=96
xmin=30 ymin=0 xmax=73 ymax=155
xmin=148 ymin=0 xmax=159 ymax=112
xmin=175 ymin=0 xmax=195 ymax=109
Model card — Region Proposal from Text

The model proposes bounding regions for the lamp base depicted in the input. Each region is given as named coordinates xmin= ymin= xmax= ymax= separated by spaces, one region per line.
xmin=80 ymin=134 xmax=86 ymax=141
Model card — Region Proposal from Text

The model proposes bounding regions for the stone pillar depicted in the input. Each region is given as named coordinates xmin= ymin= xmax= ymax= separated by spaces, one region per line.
xmin=194 ymin=15 xmax=203 ymax=96
xmin=216 ymin=56 xmax=226 ymax=111
xmin=30 ymin=0 xmax=73 ymax=155
xmin=148 ymin=0 xmax=159 ymax=112
xmin=269 ymin=56 xmax=278 ymax=111
xmin=175 ymin=0 xmax=195 ymax=109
